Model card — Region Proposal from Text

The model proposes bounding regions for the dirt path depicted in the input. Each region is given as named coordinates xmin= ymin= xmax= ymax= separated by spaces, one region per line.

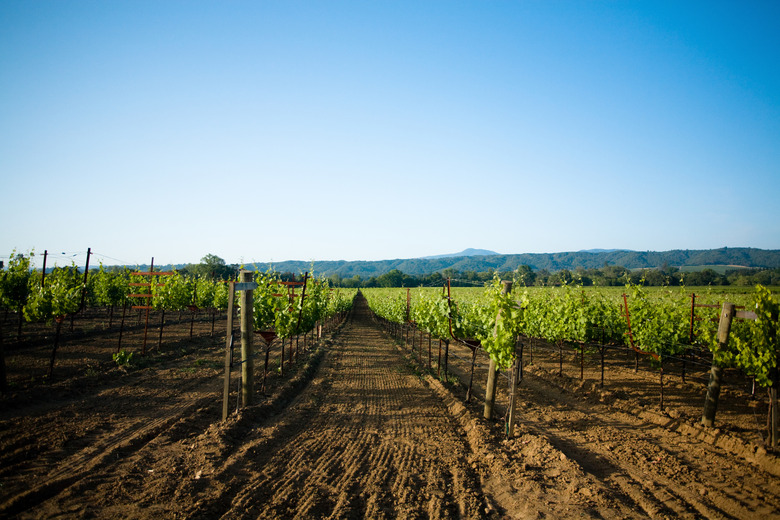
xmin=1 ymin=294 xmax=778 ymax=519
xmin=178 ymin=298 xmax=490 ymax=519
xmin=1 ymin=297 xmax=491 ymax=518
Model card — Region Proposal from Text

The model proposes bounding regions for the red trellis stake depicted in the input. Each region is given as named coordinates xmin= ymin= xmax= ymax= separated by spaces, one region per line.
xmin=128 ymin=258 xmax=173 ymax=355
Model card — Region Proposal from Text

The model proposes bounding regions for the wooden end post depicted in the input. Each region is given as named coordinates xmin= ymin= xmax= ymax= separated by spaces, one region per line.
xmin=702 ymin=302 xmax=735 ymax=428
xmin=240 ymin=270 xmax=254 ymax=407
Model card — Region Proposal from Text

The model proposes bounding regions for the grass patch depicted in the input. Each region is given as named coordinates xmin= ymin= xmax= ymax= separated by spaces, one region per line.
xmin=194 ymin=358 xmax=221 ymax=370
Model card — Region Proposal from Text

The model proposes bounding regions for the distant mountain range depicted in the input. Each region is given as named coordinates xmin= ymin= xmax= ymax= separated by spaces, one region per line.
xmin=243 ymin=247 xmax=780 ymax=279
xmin=421 ymin=248 xmax=499 ymax=259
xmin=578 ymin=248 xmax=628 ymax=253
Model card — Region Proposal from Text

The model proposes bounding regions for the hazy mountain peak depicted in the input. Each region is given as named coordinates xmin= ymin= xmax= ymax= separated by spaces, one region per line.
xmin=422 ymin=248 xmax=499 ymax=259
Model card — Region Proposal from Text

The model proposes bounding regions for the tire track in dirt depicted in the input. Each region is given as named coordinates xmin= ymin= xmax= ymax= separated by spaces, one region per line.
xmin=181 ymin=297 xmax=488 ymax=519
xmin=3 ymin=397 xmax=215 ymax=517
xmin=433 ymin=333 xmax=779 ymax=519
xmin=505 ymin=371 xmax=780 ymax=519
xmin=0 ymin=352 xmax=225 ymax=518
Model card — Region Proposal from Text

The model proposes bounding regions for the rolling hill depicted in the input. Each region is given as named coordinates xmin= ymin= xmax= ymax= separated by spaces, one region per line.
xmin=247 ymin=247 xmax=780 ymax=279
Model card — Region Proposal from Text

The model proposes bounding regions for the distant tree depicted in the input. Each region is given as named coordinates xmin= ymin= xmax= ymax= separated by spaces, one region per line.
xmin=753 ymin=269 xmax=780 ymax=286
xmin=423 ymin=271 xmax=445 ymax=286
xmin=515 ymin=265 xmax=536 ymax=286
xmin=185 ymin=254 xmax=237 ymax=281
xmin=572 ymin=267 xmax=593 ymax=286
xmin=343 ymin=275 xmax=362 ymax=288
xmin=683 ymin=268 xmax=727 ymax=286
xmin=550 ymin=269 xmax=574 ymax=286
xmin=377 ymin=269 xmax=405 ymax=287
xmin=279 ymin=271 xmax=297 ymax=282
xmin=638 ymin=269 xmax=660 ymax=286
xmin=328 ymin=273 xmax=342 ymax=287
xmin=535 ymin=269 xmax=551 ymax=286
xmin=603 ymin=265 xmax=630 ymax=284
xmin=724 ymin=268 xmax=780 ymax=286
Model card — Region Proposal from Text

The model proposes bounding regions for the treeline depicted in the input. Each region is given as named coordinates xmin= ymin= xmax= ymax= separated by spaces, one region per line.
xmin=328 ymin=265 xmax=780 ymax=288
xmin=251 ymin=247 xmax=780 ymax=279
xmin=113 ymin=254 xmax=302 ymax=284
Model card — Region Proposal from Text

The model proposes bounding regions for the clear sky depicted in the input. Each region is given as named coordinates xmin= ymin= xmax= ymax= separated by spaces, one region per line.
xmin=2 ymin=1 xmax=778 ymax=269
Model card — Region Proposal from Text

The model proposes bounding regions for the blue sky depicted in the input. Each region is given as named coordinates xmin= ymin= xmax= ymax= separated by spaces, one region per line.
xmin=1 ymin=1 xmax=778 ymax=269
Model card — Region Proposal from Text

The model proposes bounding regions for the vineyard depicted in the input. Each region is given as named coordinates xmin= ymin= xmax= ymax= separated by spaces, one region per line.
xmin=363 ymin=281 xmax=780 ymax=442
xmin=1 ymin=252 xmax=779 ymax=518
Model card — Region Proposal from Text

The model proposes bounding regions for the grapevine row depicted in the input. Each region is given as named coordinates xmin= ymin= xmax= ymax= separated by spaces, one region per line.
xmin=363 ymin=280 xmax=780 ymax=409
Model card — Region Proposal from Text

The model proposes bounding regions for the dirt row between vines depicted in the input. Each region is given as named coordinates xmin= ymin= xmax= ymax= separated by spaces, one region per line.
xmin=1 ymin=294 xmax=778 ymax=519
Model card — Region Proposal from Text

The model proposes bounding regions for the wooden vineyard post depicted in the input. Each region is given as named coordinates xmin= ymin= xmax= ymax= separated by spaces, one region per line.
xmin=702 ymin=302 xmax=735 ymax=428
xmin=222 ymin=282 xmax=236 ymax=421
xmin=483 ymin=355 xmax=498 ymax=418
xmin=485 ymin=280 xmax=512 ymax=420
xmin=40 ymin=250 xmax=48 ymax=288
xmin=466 ymin=343 xmax=479 ymax=403
xmin=239 ymin=270 xmax=255 ymax=407
xmin=47 ymin=316 xmax=65 ymax=380
xmin=518 ymin=341 xmax=524 ymax=383
xmin=79 ymin=247 xmax=91 ymax=312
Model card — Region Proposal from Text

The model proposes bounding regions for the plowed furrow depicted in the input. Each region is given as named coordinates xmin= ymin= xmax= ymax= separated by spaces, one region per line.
xmin=1 ymin=394 xmax=212 ymax=518
xmin=184 ymin=298 xmax=487 ymax=519
xmin=513 ymin=373 xmax=780 ymax=519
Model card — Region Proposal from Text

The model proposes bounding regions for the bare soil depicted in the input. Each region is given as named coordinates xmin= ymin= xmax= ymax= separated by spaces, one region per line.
xmin=0 ymin=296 xmax=778 ymax=519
